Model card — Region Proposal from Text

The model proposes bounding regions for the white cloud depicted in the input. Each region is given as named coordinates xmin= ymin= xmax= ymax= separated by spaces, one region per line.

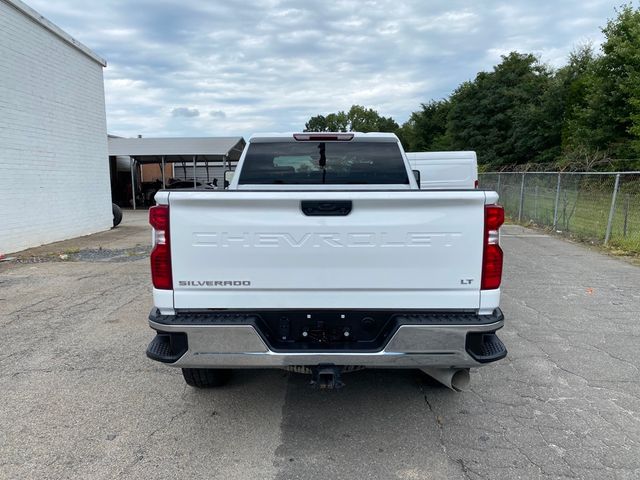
xmin=172 ymin=107 xmax=200 ymax=118
xmin=26 ymin=0 xmax=618 ymax=137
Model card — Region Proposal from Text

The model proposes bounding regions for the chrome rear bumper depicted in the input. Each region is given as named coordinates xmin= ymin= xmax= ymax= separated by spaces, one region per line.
xmin=147 ymin=308 xmax=506 ymax=369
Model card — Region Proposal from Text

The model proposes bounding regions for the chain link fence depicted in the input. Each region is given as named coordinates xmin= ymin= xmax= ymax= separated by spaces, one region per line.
xmin=479 ymin=172 xmax=640 ymax=253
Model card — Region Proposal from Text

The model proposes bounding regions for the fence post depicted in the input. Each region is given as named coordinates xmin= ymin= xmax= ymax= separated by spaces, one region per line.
xmin=604 ymin=173 xmax=621 ymax=245
xmin=496 ymin=173 xmax=501 ymax=197
xmin=552 ymin=173 xmax=561 ymax=230
xmin=623 ymin=194 xmax=630 ymax=237
xmin=518 ymin=172 xmax=526 ymax=222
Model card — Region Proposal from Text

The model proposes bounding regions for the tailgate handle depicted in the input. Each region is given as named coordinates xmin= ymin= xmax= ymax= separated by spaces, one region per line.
xmin=301 ymin=200 xmax=352 ymax=216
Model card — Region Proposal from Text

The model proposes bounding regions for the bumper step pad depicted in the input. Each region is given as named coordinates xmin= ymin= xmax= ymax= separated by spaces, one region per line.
xmin=146 ymin=332 xmax=188 ymax=363
xmin=466 ymin=332 xmax=507 ymax=363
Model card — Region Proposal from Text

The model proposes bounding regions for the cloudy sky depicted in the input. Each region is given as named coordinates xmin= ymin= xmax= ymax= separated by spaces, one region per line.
xmin=29 ymin=0 xmax=616 ymax=138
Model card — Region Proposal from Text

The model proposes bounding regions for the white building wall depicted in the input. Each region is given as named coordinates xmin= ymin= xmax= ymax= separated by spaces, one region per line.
xmin=0 ymin=0 xmax=111 ymax=254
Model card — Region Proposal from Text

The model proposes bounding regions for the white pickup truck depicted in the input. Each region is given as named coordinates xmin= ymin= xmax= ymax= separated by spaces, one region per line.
xmin=146 ymin=132 xmax=506 ymax=391
xmin=406 ymin=151 xmax=478 ymax=190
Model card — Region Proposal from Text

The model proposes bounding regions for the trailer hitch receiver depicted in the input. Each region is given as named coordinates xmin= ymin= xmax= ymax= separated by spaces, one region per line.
xmin=310 ymin=365 xmax=344 ymax=390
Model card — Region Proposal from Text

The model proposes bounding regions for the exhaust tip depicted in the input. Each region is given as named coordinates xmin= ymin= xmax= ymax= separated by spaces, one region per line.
xmin=421 ymin=367 xmax=470 ymax=392
xmin=450 ymin=369 xmax=470 ymax=392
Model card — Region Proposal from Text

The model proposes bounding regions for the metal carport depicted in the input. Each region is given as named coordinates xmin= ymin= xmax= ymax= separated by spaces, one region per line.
xmin=108 ymin=136 xmax=245 ymax=209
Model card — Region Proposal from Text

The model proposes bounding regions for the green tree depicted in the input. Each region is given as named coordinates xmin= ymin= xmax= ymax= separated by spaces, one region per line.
xmin=347 ymin=105 xmax=380 ymax=132
xmin=304 ymin=112 xmax=350 ymax=132
xmin=446 ymin=52 xmax=554 ymax=167
xmin=557 ymin=44 xmax=598 ymax=152
xmin=304 ymin=115 xmax=328 ymax=132
xmin=398 ymin=100 xmax=451 ymax=151
xmin=570 ymin=5 xmax=640 ymax=160
xmin=304 ymin=105 xmax=399 ymax=134
xmin=377 ymin=115 xmax=400 ymax=133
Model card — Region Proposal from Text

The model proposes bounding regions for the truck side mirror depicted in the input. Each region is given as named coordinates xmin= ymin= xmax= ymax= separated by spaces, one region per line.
xmin=412 ymin=169 xmax=421 ymax=187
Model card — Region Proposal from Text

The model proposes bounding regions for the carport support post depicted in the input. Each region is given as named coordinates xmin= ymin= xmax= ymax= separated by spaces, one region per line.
xmin=161 ymin=156 xmax=166 ymax=188
xmin=553 ymin=173 xmax=561 ymax=230
xmin=130 ymin=156 xmax=136 ymax=210
xmin=223 ymin=154 xmax=228 ymax=188
xmin=193 ymin=155 xmax=197 ymax=188
xmin=518 ymin=172 xmax=525 ymax=222
xmin=604 ymin=173 xmax=620 ymax=245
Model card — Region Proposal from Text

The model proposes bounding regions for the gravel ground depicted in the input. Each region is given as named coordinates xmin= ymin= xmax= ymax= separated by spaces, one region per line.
xmin=1 ymin=212 xmax=639 ymax=479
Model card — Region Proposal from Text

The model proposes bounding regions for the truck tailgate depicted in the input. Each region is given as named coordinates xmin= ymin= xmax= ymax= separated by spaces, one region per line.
xmin=168 ymin=190 xmax=488 ymax=310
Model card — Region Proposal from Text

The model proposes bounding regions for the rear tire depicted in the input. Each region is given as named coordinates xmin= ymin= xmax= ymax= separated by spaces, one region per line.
xmin=182 ymin=368 xmax=231 ymax=388
xmin=112 ymin=203 xmax=123 ymax=228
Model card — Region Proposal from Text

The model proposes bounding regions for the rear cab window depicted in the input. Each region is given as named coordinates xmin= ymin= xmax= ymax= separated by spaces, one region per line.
xmin=238 ymin=141 xmax=409 ymax=185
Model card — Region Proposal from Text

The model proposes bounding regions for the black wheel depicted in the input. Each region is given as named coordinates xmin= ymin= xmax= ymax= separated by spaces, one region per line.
xmin=182 ymin=368 xmax=231 ymax=388
xmin=112 ymin=203 xmax=123 ymax=228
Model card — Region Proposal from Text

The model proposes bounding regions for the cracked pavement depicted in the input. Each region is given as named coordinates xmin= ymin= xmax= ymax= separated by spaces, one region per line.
xmin=1 ymin=213 xmax=639 ymax=479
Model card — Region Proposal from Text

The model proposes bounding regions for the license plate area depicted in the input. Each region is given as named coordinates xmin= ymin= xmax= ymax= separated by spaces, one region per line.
xmin=255 ymin=310 xmax=396 ymax=352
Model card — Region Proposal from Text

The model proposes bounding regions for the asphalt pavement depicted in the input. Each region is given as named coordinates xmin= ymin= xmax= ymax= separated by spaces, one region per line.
xmin=1 ymin=211 xmax=639 ymax=479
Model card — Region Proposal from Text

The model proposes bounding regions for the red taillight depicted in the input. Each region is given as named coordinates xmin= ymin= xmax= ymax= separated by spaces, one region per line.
xmin=149 ymin=205 xmax=169 ymax=230
xmin=474 ymin=179 xmax=479 ymax=189
xmin=149 ymin=205 xmax=172 ymax=290
xmin=481 ymin=205 xmax=504 ymax=290
xmin=485 ymin=204 xmax=504 ymax=230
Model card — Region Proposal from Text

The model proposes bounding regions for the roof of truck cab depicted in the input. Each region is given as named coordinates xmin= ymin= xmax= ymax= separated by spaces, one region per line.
xmin=249 ymin=132 xmax=400 ymax=142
